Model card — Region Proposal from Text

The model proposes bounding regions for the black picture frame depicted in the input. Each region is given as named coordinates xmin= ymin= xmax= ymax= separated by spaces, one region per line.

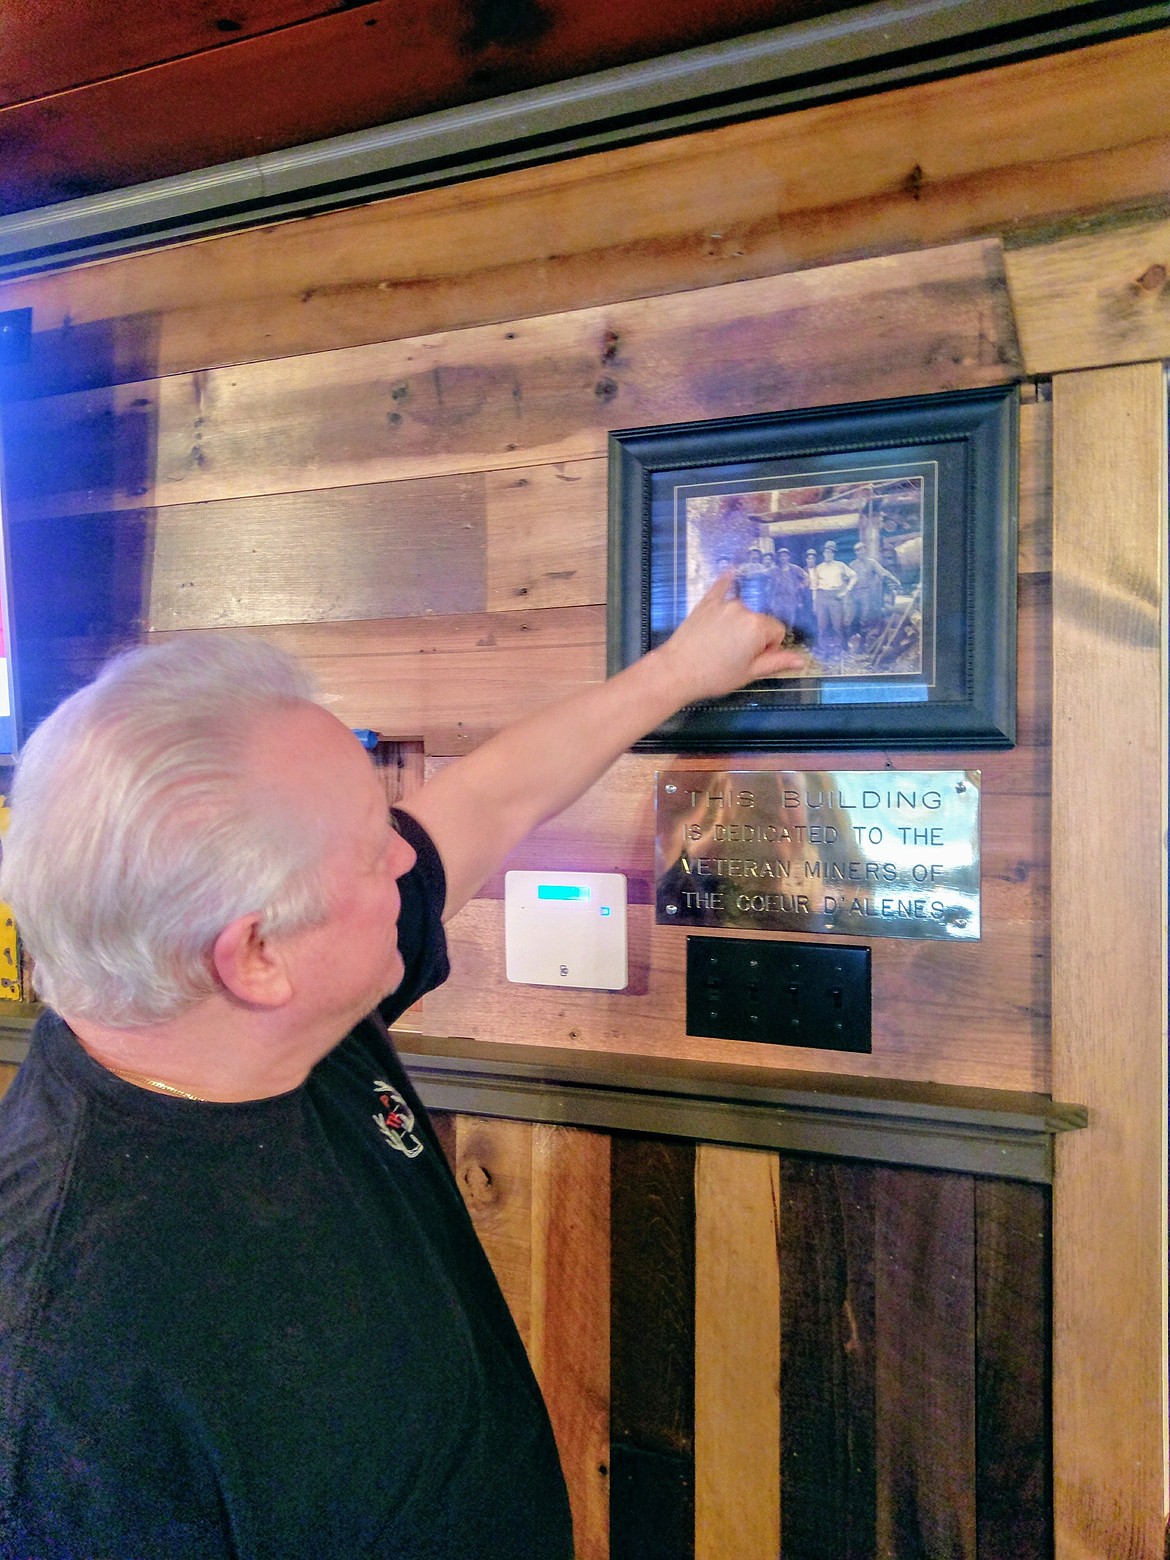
xmin=607 ymin=384 xmax=1018 ymax=751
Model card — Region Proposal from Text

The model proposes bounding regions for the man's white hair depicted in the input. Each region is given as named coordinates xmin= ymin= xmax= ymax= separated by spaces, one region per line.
xmin=0 ymin=635 xmax=334 ymax=1028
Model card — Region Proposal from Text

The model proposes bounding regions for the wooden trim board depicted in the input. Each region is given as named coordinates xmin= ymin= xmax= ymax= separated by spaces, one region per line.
xmin=1051 ymin=361 xmax=1169 ymax=1558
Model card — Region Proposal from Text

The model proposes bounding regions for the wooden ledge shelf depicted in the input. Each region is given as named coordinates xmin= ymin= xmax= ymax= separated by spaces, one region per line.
xmin=0 ymin=1010 xmax=1086 ymax=1183
xmin=398 ymin=1033 xmax=1086 ymax=1185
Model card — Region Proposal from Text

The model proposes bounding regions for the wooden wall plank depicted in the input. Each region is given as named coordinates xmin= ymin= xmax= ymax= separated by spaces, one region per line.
xmin=778 ymin=1159 xmax=875 ymax=1560
xmin=485 ymin=459 xmax=607 ymax=613
xmin=1018 ymin=389 xmax=1052 ymax=575
xmin=0 ymin=0 xmax=796 ymax=118
xmin=974 ymin=1179 xmax=1052 ymax=1560
xmin=1050 ymin=363 xmax=1168 ymax=1559
xmin=529 ymin=1125 xmax=611 ymax=1560
xmin=151 ymin=604 xmax=603 ymax=753
xmin=435 ymin=742 xmax=1047 ymax=890
xmin=610 ymin=1136 xmax=696 ymax=1560
xmin=1007 ymin=215 xmax=1170 ymax=377
xmin=0 ymin=1062 xmax=17 ymax=1098
xmin=0 ymin=1 xmax=346 ymax=107
xmin=694 ymin=1144 xmax=780 ymax=1560
xmin=874 ymin=1168 xmax=976 ymax=1560
xmin=155 ymin=531 xmax=1045 ymax=757
xmin=453 ymin=1116 xmax=534 ymax=1349
xmin=146 ymin=475 xmax=486 ymax=630
xmin=428 ymin=899 xmax=1048 ymax=1091
xmin=4 ymin=241 xmax=1020 ymax=521
xmin=0 ymin=34 xmax=1164 ymax=387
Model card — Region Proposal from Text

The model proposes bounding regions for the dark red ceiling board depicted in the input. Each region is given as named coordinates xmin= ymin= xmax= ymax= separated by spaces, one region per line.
xmin=0 ymin=1 xmax=350 ymax=109
xmin=0 ymin=0 xmax=866 ymax=214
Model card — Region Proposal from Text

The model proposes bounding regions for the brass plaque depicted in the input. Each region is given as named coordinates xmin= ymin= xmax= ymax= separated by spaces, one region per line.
xmin=656 ymin=770 xmax=980 ymax=941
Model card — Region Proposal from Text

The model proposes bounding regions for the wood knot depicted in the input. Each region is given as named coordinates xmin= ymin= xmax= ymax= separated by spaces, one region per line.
xmin=594 ymin=376 xmax=619 ymax=400
xmin=460 ymin=1161 xmax=496 ymax=1205
xmin=1136 ymin=263 xmax=1167 ymax=293
xmin=601 ymin=329 xmax=620 ymax=364
xmin=903 ymin=163 xmax=925 ymax=199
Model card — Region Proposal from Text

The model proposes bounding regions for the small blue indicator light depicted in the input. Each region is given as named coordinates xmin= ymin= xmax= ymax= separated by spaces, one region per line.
xmin=599 ymin=906 xmax=611 ymax=917
xmin=537 ymin=885 xmax=589 ymax=901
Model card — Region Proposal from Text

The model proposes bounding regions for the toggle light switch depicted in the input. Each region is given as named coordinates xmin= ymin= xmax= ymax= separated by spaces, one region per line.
xmin=685 ymin=936 xmax=871 ymax=1052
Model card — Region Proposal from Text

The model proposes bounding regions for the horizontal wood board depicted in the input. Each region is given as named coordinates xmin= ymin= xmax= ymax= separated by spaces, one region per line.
xmin=0 ymin=0 xmax=798 ymax=112
xmin=2 ymin=240 xmax=1020 ymax=522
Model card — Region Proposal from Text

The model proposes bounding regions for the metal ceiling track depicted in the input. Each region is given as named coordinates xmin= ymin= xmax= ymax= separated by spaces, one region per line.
xmin=0 ymin=0 xmax=1164 ymax=280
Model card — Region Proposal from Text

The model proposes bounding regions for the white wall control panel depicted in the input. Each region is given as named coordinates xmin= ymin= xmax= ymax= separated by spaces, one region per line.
xmin=504 ymin=870 xmax=628 ymax=990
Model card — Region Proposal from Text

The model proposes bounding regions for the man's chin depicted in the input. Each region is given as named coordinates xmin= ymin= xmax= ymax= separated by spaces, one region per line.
xmin=373 ymin=960 xmax=406 ymax=1011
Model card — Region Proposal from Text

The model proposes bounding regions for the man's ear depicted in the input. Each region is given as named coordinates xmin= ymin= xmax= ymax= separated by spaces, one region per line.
xmin=212 ymin=914 xmax=294 ymax=1008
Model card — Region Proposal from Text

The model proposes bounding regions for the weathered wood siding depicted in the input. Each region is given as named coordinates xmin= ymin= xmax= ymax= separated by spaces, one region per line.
xmin=2 ymin=238 xmax=1048 ymax=1092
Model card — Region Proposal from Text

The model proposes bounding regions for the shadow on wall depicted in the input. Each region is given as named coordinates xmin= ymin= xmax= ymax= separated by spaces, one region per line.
xmin=0 ymin=312 xmax=162 ymax=738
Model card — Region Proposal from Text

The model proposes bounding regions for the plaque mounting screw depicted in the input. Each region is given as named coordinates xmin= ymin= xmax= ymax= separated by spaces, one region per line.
xmin=666 ymin=904 xmax=678 ymax=915
xmin=665 ymin=784 xmax=677 ymax=794
xmin=955 ymin=781 xmax=967 ymax=793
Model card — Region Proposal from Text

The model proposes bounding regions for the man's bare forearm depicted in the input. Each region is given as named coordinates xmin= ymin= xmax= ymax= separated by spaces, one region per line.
xmin=405 ymin=577 xmax=807 ymax=918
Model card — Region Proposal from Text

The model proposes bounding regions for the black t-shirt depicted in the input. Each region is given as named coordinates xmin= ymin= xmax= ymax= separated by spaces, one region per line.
xmin=0 ymin=811 xmax=572 ymax=1560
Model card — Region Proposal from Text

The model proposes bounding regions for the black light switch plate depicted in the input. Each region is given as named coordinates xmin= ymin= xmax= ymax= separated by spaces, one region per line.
xmin=685 ymin=936 xmax=871 ymax=1052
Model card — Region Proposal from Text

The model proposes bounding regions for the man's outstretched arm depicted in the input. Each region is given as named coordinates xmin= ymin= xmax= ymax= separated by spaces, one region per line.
xmin=405 ymin=576 xmax=807 ymax=919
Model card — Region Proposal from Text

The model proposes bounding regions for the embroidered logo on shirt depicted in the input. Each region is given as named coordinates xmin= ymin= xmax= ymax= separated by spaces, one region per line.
xmin=372 ymin=1080 xmax=425 ymax=1159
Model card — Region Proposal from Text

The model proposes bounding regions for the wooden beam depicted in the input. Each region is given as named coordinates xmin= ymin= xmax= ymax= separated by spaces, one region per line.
xmin=1007 ymin=215 xmax=1170 ymax=376
xmin=1050 ymin=362 xmax=1168 ymax=1558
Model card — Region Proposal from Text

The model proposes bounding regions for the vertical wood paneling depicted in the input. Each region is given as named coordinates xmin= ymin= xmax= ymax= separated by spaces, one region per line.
xmin=975 ymin=1179 xmax=1052 ymax=1560
xmin=453 ymin=1116 xmax=534 ymax=1348
xmin=1050 ymin=363 xmax=1168 ymax=1560
xmin=874 ymin=1168 xmax=976 ymax=1560
xmin=778 ymin=1158 xmax=876 ymax=1560
xmin=610 ymin=1135 xmax=696 ymax=1560
xmin=530 ymin=1125 xmax=611 ymax=1560
xmin=694 ymin=1144 xmax=780 ymax=1560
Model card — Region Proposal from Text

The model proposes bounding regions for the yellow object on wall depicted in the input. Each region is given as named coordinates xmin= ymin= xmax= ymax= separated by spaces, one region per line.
xmin=0 ymin=801 xmax=22 ymax=1002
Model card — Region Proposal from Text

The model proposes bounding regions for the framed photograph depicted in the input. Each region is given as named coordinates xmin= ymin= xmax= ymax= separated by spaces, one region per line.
xmin=608 ymin=384 xmax=1018 ymax=750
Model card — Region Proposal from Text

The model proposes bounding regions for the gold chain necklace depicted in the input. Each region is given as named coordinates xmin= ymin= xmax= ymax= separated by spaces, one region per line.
xmin=108 ymin=1066 xmax=209 ymax=1102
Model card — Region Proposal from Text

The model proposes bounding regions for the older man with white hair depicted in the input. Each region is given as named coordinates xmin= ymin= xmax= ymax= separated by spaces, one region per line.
xmin=0 ymin=576 xmax=803 ymax=1560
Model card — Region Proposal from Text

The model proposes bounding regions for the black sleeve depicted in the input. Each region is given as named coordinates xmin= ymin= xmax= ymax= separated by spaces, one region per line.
xmin=377 ymin=807 xmax=451 ymax=1025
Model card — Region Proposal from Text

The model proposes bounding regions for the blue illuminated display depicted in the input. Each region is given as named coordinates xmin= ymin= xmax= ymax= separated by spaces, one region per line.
xmin=537 ymin=884 xmax=590 ymax=901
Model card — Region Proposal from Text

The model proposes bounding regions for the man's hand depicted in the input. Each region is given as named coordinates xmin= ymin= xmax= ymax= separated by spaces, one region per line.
xmin=407 ymin=572 xmax=810 ymax=919
xmin=652 ymin=571 xmax=809 ymax=704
